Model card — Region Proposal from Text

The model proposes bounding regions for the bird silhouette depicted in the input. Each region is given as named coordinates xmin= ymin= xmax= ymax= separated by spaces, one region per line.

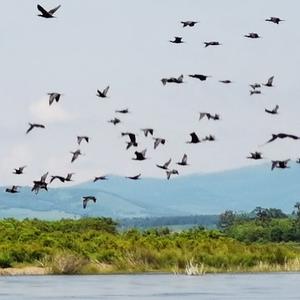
xmin=32 ymin=172 xmax=48 ymax=194
xmin=263 ymin=76 xmax=274 ymax=87
xmin=265 ymin=105 xmax=279 ymax=115
xmin=71 ymin=149 xmax=82 ymax=163
xmin=170 ymin=36 xmax=184 ymax=44
xmin=204 ymin=41 xmax=221 ymax=47
xmin=115 ymin=108 xmax=130 ymax=114
xmin=199 ymin=112 xmax=220 ymax=121
xmin=121 ymin=132 xmax=138 ymax=149
xmin=108 ymin=118 xmax=121 ymax=125
xmin=187 ymin=132 xmax=201 ymax=144
xmin=13 ymin=166 xmax=26 ymax=175
xmin=50 ymin=176 xmax=65 ymax=183
xmin=161 ymin=75 xmax=184 ymax=85
xmin=250 ymin=83 xmax=261 ymax=90
xmin=166 ymin=169 xmax=179 ymax=180
xmin=133 ymin=149 xmax=147 ymax=161
xmin=93 ymin=176 xmax=107 ymax=182
xmin=247 ymin=152 xmax=263 ymax=160
xmin=26 ymin=123 xmax=45 ymax=134
xmin=153 ymin=137 xmax=166 ymax=149
xmin=141 ymin=128 xmax=154 ymax=137
xmin=266 ymin=133 xmax=300 ymax=144
xmin=6 ymin=185 xmax=20 ymax=193
xmin=265 ymin=17 xmax=284 ymax=24
xmin=82 ymin=196 xmax=96 ymax=209
xmin=97 ymin=86 xmax=110 ymax=98
xmin=202 ymin=135 xmax=216 ymax=142
xmin=156 ymin=158 xmax=172 ymax=170
xmin=77 ymin=136 xmax=89 ymax=145
xmin=250 ymin=90 xmax=261 ymax=96
xmin=177 ymin=154 xmax=188 ymax=166
xmin=181 ymin=21 xmax=198 ymax=27
xmin=48 ymin=93 xmax=62 ymax=106
xmin=244 ymin=33 xmax=260 ymax=39
xmin=126 ymin=174 xmax=141 ymax=180
xmin=189 ymin=74 xmax=211 ymax=81
xmin=271 ymin=160 xmax=290 ymax=170
xmin=37 ymin=4 xmax=61 ymax=18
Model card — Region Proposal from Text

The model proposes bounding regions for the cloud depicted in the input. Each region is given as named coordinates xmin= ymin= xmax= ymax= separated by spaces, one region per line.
xmin=29 ymin=97 xmax=73 ymax=123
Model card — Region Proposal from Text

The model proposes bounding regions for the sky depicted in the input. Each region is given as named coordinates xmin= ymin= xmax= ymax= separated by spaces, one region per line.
xmin=1 ymin=0 xmax=300 ymax=186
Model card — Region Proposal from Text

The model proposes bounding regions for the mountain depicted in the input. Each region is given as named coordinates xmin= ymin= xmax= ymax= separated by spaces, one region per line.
xmin=1 ymin=163 xmax=300 ymax=219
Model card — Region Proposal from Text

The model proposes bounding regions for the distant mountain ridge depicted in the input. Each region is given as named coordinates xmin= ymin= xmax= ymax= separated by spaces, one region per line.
xmin=1 ymin=163 xmax=300 ymax=219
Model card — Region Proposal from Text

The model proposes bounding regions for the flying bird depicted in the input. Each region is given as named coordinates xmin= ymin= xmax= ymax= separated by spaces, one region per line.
xmin=122 ymin=132 xmax=138 ymax=149
xmin=126 ymin=174 xmax=141 ymax=180
xmin=71 ymin=149 xmax=82 ymax=163
xmin=204 ymin=41 xmax=221 ymax=47
xmin=48 ymin=93 xmax=62 ymax=106
xmin=169 ymin=36 xmax=184 ymax=44
xmin=50 ymin=176 xmax=65 ymax=184
xmin=177 ymin=154 xmax=188 ymax=166
xmin=187 ymin=132 xmax=201 ymax=144
xmin=141 ymin=128 xmax=154 ymax=137
xmin=199 ymin=112 xmax=220 ymax=121
xmin=153 ymin=138 xmax=166 ymax=149
xmin=181 ymin=21 xmax=198 ymax=27
xmin=108 ymin=118 xmax=121 ymax=125
xmin=32 ymin=172 xmax=48 ymax=194
xmin=37 ymin=4 xmax=61 ymax=18
xmin=77 ymin=136 xmax=89 ymax=145
xmin=161 ymin=75 xmax=184 ymax=85
xmin=271 ymin=160 xmax=290 ymax=170
xmin=265 ymin=133 xmax=300 ymax=144
xmin=265 ymin=105 xmax=279 ymax=115
xmin=202 ymin=135 xmax=216 ymax=142
xmin=93 ymin=176 xmax=107 ymax=182
xmin=13 ymin=166 xmax=26 ymax=175
xmin=97 ymin=86 xmax=110 ymax=98
xmin=82 ymin=196 xmax=96 ymax=209
xmin=263 ymin=76 xmax=274 ymax=87
xmin=166 ymin=169 xmax=179 ymax=180
xmin=247 ymin=152 xmax=263 ymax=160
xmin=250 ymin=83 xmax=261 ymax=90
xmin=156 ymin=158 xmax=172 ymax=170
xmin=133 ymin=149 xmax=147 ymax=161
xmin=219 ymin=80 xmax=233 ymax=84
xmin=115 ymin=108 xmax=130 ymax=114
xmin=5 ymin=185 xmax=20 ymax=194
xmin=250 ymin=90 xmax=261 ymax=96
xmin=244 ymin=32 xmax=261 ymax=39
xmin=265 ymin=17 xmax=284 ymax=24
xmin=189 ymin=74 xmax=211 ymax=81
xmin=26 ymin=123 xmax=45 ymax=134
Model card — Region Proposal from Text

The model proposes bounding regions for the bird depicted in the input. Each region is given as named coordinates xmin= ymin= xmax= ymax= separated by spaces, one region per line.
xmin=13 ymin=166 xmax=26 ymax=175
xmin=115 ymin=108 xmax=130 ymax=114
xmin=247 ymin=152 xmax=263 ymax=160
xmin=48 ymin=93 xmax=62 ymax=106
xmin=181 ymin=21 xmax=198 ymax=27
xmin=82 ymin=196 xmax=96 ymax=209
xmin=177 ymin=154 xmax=188 ymax=166
xmin=204 ymin=41 xmax=221 ymax=47
xmin=265 ymin=133 xmax=300 ymax=144
xmin=50 ymin=176 xmax=65 ymax=184
xmin=265 ymin=105 xmax=279 ymax=115
xmin=265 ymin=17 xmax=284 ymax=24
xmin=71 ymin=149 xmax=82 ymax=163
xmin=93 ymin=176 xmax=107 ymax=182
xmin=32 ymin=172 xmax=48 ymax=194
xmin=77 ymin=136 xmax=89 ymax=145
xmin=141 ymin=128 xmax=154 ymax=137
xmin=133 ymin=149 xmax=147 ymax=161
xmin=189 ymin=74 xmax=211 ymax=81
xmin=187 ymin=132 xmax=201 ymax=144
xmin=5 ymin=185 xmax=20 ymax=194
xmin=121 ymin=132 xmax=138 ymax=149
xmin=166 ymin=169 xmax=179 ymax=180
xmin=219 ymin=80 xmax=233 ymax=84
xmin=169 ymin=36 xmax=184 ymax=44
xmin=296 ymin=158 xmax=300 ymax=164
xmin=126 ymin=174 xmax=141 ymax=180
xmin=250 ymin=83 xmax=261 ymax=90
xmin=108 ymin=118 xmax=121 ymax=125
xmin=271 ymin=160 xmax=290 ymax=170
xmin=65 ymin=173 xmax=74 ymax=182
xmin=37 ymin=4 xmax=61 ymax=18
xmin=199 ymin=112 xmax=220 ymax=121
xmin=161 ymin=75 xmax=184 ymax=85
xmin=250 ymin=90 xmax=261 ymax=96
xmin=263 ymin=76 xmax=274 ymax=87
xmin=26 ymin=123 xmax=45 ymax=134
xmin=244 ymin=32 xmax=261 ymax=39
xmin=97 ymin=86 xmax=110 ymax=98
xmin=153 ymin=138 xmax=166 ymax=149
xmin=202 ymin=135 xmax=215 ymax=142
xmin=156 ymin=158 xmax=172 ymax=170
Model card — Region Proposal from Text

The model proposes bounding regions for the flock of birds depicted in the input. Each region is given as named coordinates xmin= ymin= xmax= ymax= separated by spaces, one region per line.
xmin=4 ymin=5 xmax=299 ymax=209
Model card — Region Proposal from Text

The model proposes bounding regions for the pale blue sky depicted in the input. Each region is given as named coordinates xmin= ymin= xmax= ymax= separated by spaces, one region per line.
xmin=1 ymin=0 xmax=300 ymax=186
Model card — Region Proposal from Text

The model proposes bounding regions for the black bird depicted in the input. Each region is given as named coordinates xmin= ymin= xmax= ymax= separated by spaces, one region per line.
xmin=263 ymin=76 xmax=274 ymax=87
xmin=170 ymin=36 xmax=184 ymax=44
xmin=115 ymin=108 xmax=130 ymax=114
xmin=37 ymin=4 xmax=61 ymax=18
xmin=5 ymin=185 xmax=20 ymax=194
xmin=265 ymin=17 xmax=284 ymax=24
xmin=161 ymin=75 xmax=184 ymax=85
xmin=122 ymin=132 xmax=138 ymax=149
xmin=156 ymin=158 xmax=172 ymax=170
xmin=266 ymin=133 xmax=300 ymax=144
xmin=93 ymin=176 xmax=107 ymax=182
xmin=97 ymin=86 xmax=110 ymax=98
xmin=133 ymin=149 xmax=147 ymax=161
xmin=71 ymin=149 xmax=82 ymax=163
xmin=204 ymin=41 xmax=221 ymax=47
xmin=244 ymin=32 xmax=261 ymax=39
xmin=187 ymin=132 xmax=201 ymax=144
xmin=126 ymin=174 xmax=141 ymax=180
xmin=265 ymin=105 xmax=279 ymax=115
xmin=153 ymin=138 xmax=166 ymax=149
xmin=296 ymin=158 xmax=300 ymax=164
xmin=202 ymin=135 xmax=215 ymax=142
xmin=108 ymin=118 xmax=121 ymax=125
xmin=271 ymin=160 xmax=290 ymax=170
xmin=48 ymin=93 xmax=62 ymax=106
xmin=50 ymin=176 xmax=65 ymax=183
xmin=199 ymin=112 xmax=220 ymax=121
xmin=32 ymin=172 xmax=48 ymax=194
xmin=13 ymin=166 xmax=26 ymax=175
xmin=82 ymin=196 xmax=96 ymax=209
xmin=189 ymin=74 xmax=211 ymax=81
xmin=250 ymin=83 xmax=261 ymax=90
xmin=177 ymin=154 xmax=188 ymax=166
xmin=181 ymin=21 xmax=198 ymax=27
xmin=219 ymin=80 xmax=233 ymax=84
xmin=141 ymin=128 xmax=154 ymax=137
xmin=26 ymin=123 xmax=45 ymax=134
xmin=247 ymin=152 xmax=263 ymax=160
xmin=65 ymin=173 xmax=74 ymax=182
xmin=250 ymin=90 xmax=261 ymax=96
xmin=77 ymin=136 xmax=89 ymax=145
xmin=166 ymin=169 xmax=179 ymax=180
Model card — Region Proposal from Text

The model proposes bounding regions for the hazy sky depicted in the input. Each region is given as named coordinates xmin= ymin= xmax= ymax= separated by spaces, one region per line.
xmin=1 ymin=0 xmax=300 ymax=186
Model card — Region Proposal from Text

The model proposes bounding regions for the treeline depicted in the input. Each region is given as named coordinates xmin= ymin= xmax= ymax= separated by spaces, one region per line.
xmin=119 ymin=215 xmax=219 ymax=230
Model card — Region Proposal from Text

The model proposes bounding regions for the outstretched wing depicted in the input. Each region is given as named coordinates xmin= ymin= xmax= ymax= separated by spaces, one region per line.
xmin=48 ymin=5 xmax=61 ymax=15
xmin=37 ymin=4 xmax=49 ymax=15
xmin=267 ymin=76 xmax=274 ymax=86
xmin=182 ymin=154 xmax=187 ymax=164
xmin=164 ymin=158 xmax=172 ymax=168
xmin=266 ymin=134 xmax=277 ymax=144
xmin=41 ymin=172 xmax=48 ymax=183
xmin=103 ymin=86 xmax=110 ymax=96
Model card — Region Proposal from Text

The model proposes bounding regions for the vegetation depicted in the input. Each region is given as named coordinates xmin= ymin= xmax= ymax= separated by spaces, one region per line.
xmin=1 ymin=215 xmax=300 ymax=274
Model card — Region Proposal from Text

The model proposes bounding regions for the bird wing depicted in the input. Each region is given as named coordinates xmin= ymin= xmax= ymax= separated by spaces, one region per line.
xmin=164 ymin=158 xmax=172 ymax=168
xmin=103 ymin=86 xmax=109 ymax=96
xmin=26 ymin=124 xmax=34 ymax=134
xmin=166 ymin=171 xmax=171 ymax=180
xmin=271 ymin=161 xmax=278 ymax=170
xmin=267 ymin=76 xmax=274 ymax=86
xmin=141 ymin=149 xmax=147 ymax=157
xmin=83 ymin=198 xmax=88 ymax=209
xmin=274 ymin=105 xmax=279 ymax=113
xmin=191 ymin=132 xmax=199 ymax=143
xmin=37 ymin=4 xmax=50 ymax=15
xmin=266 ymin=135 xmax=277 ymax=144
xmin=129 ymin=133 xmax=136 ymax=143
xmin=286 ymin=134 xmax=299 ymax=139
xmin=154 ymin=139 xmax=160 ymax=149
xmin=182 ymin=154 xmax=187 ymax=164
xmin=48 ymin=5 xmax=61 ymax=15
xmin=40 ymin=172 xmax=48 ymax=182
xmin=199 ymin=112 xmax=207 ymax=120
xmin=77 ymin=136 xmax=83 ymax=145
